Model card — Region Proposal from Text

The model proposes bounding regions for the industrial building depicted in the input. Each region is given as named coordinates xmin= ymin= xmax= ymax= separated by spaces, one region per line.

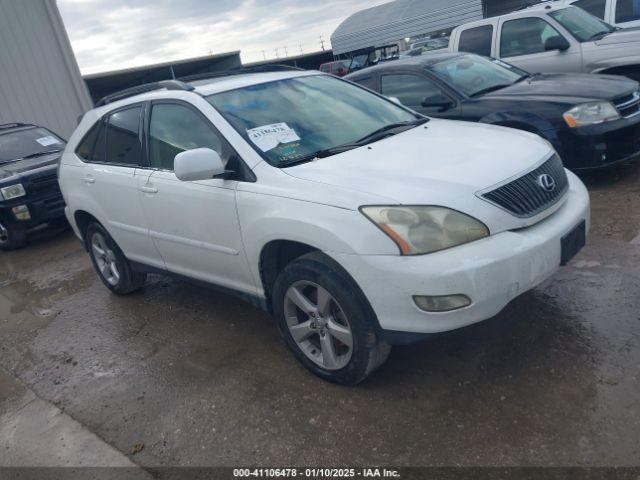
xmin=83 ymin=52 xmax=242 ymax=104
xmin=331 ymin=0 xmax=534 ymax=57
xmin=0 ymin=0 xmax=92 ymax=139
xmin=85 ymin=50 xmax=334 ymax=103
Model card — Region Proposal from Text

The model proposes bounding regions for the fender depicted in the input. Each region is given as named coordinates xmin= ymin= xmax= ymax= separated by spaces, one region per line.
xmin=236 ymin=192 xmax=398 ymax=295
xmin=589 ymin=56 xmax=640 ymax=75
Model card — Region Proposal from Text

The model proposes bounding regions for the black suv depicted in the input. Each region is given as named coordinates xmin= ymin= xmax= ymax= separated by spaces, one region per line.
xmin=0 ymin=123 xmax=67 ymax=250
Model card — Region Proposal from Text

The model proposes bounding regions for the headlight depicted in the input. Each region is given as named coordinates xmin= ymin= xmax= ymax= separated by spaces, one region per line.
xmin=0 ymin=183 xmax=26 ymax=200
xmin=360 ymin=206 xmax=489 ymax=255
xmin=563 ymin=102 xmax=620 ymax=128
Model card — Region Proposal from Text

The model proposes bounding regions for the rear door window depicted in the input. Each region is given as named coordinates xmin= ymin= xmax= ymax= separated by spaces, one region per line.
xmin=351 ymin=76 xmax=377 ymax=90
xmin=458 ymin=25 xmax=494 ymax=56
xmin=104 ymin=106 xmax=142 ymax=166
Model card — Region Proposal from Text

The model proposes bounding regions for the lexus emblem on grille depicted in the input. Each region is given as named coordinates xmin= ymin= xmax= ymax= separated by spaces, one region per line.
xmin=537 ymin=174 xmax=556 ymax=192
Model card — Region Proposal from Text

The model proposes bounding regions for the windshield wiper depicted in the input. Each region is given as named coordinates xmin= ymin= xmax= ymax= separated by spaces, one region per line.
xmin=354 ymin=118 xmax=428 ymax=145
xmin=18 ymin=149 xmax=62 ymax=161
xmin=470 ymin=84 xmax=512 ymax=97
xmin=588 ymin=29 xmax=616 ymax=41
xmin=278 ymin=118 xmax=428 ymax=168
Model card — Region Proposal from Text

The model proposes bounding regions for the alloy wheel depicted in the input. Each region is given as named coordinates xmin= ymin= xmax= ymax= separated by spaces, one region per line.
xmin=284 ymin=281 xmax=353 ymax=370
xmin=0 ymin=220 xmax=8 ymax=245
xmin=90 ymin=232 xmax=120 ymax=286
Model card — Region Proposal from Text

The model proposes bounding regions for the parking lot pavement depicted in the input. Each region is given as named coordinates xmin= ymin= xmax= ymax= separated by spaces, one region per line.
xmin=0 ymin=164 xmax=639 ymax=470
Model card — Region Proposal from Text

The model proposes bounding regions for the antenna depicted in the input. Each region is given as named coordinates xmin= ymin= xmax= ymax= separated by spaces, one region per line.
xmin=319 ymin=34 xmax=326 ymax=51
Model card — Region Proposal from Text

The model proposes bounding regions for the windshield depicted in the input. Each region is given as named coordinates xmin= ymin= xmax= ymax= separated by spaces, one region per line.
xmin=549 ymin=6 xmax=615 ymax=42
xmin=0 ymin=127 xmax=65 ymax=163
xmin=429 ymin=55 xmax=526 ymax=97
xmin=206 ymin=75 xmax=418 ymax=167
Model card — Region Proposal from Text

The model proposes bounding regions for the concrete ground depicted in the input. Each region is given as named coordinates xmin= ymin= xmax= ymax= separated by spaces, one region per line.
xmin=0 ymin=163 xmax=639 ymax=470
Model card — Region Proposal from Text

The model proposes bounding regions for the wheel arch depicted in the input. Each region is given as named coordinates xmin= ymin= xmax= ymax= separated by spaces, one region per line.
xmin=595 ymin=64 xmax=640 ymax=82
xmin=258 ymin=239 xmax=321 ymax=312
xmin=73 ymin=210 xmax=102 ymax=249
xmin=480 ymin=112 xmax=562 ymax=151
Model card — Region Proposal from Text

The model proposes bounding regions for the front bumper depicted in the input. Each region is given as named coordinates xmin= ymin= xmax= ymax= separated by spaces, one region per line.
xmin=0 ymin=192 xmax=65 ymax=231
xmin=334 ymin=171 xmax=590 ymax=335
xmin=559 ymin=116 xmax=640 ymax=170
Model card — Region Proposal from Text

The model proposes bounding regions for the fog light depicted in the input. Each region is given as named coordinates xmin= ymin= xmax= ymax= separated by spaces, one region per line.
xmin=12 ymin=205 xmax=31 ymax=221
xmin=413 ymin=294 xmax=471 ymax=312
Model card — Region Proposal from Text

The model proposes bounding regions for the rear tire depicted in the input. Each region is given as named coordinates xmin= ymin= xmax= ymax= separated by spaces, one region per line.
xmin=273 ymin=251 xmax=390 ymax=385
xmin=85 ymin=222 xmax=146 ymax=294
xmin=0 ymin=222 xmax=26 ymax=251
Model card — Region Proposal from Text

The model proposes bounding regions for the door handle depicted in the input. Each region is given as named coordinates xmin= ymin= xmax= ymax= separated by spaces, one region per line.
xmin=139 ymin=186 xmax=158 ymax=194
xmin=82 ymin=176 xmax=95 ymax=184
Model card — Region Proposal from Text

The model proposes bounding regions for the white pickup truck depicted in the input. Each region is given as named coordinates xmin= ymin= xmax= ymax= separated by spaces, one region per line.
xmin=449 ymin=1 xmax=640 ymax=81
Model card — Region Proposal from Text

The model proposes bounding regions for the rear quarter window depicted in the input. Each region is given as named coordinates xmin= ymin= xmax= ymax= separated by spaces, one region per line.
xmin=458 ymin=25 xmax=494 ymax=56
xmin=75 ymin=121 xmax=101 ymax=161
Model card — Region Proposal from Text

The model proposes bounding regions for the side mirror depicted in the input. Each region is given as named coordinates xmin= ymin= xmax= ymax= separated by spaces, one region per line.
xmin=544 ymin=35 xmax=570 ymax=52
xmin=387 ymin=96 xmax=402 ymax=105
xmin=421 ymin=95 xmax=454 ymax=111
xmin=174 ymin=148 xmax=228 ymax=181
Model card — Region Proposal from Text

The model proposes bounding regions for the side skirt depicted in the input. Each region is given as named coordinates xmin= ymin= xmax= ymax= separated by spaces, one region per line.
xmin=129 ymin=260 xmax=269 ymax=312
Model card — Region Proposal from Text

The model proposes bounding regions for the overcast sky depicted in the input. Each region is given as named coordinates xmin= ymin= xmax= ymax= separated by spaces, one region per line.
xmin=57 ymin=0 xmax=390 ymax=75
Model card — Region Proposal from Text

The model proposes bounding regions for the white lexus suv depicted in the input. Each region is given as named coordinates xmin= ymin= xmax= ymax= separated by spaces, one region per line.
xmin=59 ymin=68 xmax=590 ymax=384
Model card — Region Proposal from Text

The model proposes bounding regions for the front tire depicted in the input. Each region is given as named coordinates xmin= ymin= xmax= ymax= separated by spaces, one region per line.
xmin=0 ymin=221 xmax=26 ymax=251
xmin=273 ymin=252 xmax=390 ymax=385
xmin=85 ymin=222 xmax=146 ymax=294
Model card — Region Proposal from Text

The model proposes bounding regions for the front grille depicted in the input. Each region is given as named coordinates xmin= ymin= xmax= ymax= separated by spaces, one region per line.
xmin=480 ymin=154 xmax=568 ymax=218
xmin=614 ymin=91 xmax=640 ymax=118
xmin=27 ymin=172 xmax=60 ymax=196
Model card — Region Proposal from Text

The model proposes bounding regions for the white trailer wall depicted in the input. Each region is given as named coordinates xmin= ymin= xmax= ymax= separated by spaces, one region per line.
xmin=0 ymin=0 xmax=92 ymax=139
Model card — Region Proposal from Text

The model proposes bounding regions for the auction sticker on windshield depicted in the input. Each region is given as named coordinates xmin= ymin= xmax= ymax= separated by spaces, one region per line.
xmin=36 ymin=136 xmax=60 ymax=147
xmin=247 ymin=123 xmax=300 ymax=152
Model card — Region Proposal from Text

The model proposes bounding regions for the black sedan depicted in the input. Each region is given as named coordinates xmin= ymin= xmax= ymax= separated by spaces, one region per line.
xmin=346 ymin=53 xmax=640 ymax=171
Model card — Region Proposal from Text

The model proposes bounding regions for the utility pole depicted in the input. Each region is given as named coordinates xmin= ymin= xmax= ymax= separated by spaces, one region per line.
xmin=262 ymin=50 xmax=266 ymax=60
xmin=319 ymin=34 xmax=326 ymax=51
xmin=299 ymin=43 xmax=303 ymax=55
xmin=275 ymin=47 xmax=279 ymax=58
xmin=284 ymin=46 xmax=288 ymax=57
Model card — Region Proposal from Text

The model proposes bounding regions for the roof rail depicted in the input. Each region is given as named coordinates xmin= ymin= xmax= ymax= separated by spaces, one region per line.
xmin=95 ymin=79 xmax=195 ymax=107
xmin=0 ymin=122 xmax=31 ymax=130
xmin=179 ymin=64 xmax=304 ymax=83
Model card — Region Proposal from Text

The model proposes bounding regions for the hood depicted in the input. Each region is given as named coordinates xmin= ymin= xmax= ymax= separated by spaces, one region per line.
xmin=283 ymin=119 xmax=555 ymax=233
xmin=482 ymin=73 xmax=638 ymax=102
xmin=0 ymin=152 xmax=61 ymax=181
xmin=595 ymin=27 xmax=640 ymax=45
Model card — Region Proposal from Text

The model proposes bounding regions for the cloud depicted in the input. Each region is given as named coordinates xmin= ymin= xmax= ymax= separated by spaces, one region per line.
xmin=57 ymin=0 xmax=391 ymax=75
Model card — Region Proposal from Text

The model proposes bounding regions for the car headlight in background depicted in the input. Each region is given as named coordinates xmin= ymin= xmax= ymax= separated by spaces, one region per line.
xmin=563 ymin=102 xmax=620 ymax=128
xmin=0 ymin=183 xmax=26 ymax=200
xmin=360 ymin=206 xmax=489 ymax=255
